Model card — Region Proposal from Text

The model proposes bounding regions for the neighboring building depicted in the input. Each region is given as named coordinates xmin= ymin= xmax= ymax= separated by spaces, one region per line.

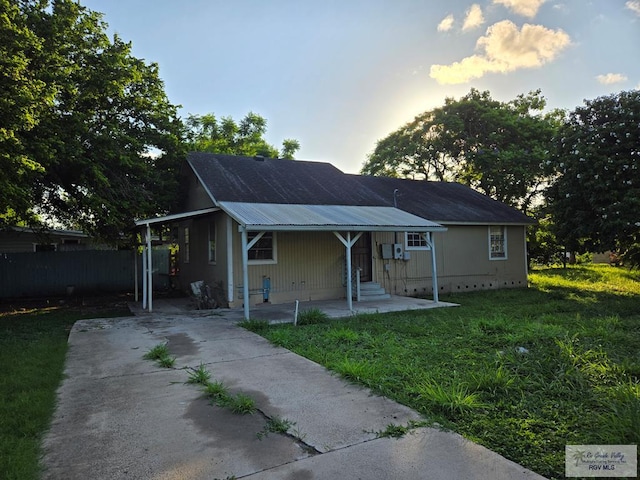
xmin=137 ymin=153 xmax=534 ymax=314
xmin=0 ymin=226 xmax=90 ymax=253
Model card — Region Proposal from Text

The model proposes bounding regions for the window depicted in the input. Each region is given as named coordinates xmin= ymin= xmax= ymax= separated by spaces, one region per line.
xmin=489 ymin=226 xmax=507 ymax=260
xmin=34 ymin=243 xmax=56 ymax=252
xmin=405 ymin=232 xmax=430 ymax=250
xmin=248 ymin=231 xmax=276 ymax=264
xmin=183 ymin=227 xmax=190 ymax=263
xmin=208 ymin=221 xmax=216 ymax=263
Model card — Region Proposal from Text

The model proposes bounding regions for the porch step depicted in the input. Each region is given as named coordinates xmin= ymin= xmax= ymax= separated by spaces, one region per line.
xmin=356 ymin=282 xmax=391 ymax=301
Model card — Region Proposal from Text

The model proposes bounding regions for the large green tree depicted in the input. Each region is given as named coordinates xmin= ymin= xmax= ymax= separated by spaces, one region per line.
xmin=547 ymin=90 xmax=640 ymax=260
xmin=0 ymin=0 xmax=50 ymax=225
xmin=362 ymin=89 xmax=558 ymax=213
xmin=186 ymin=112 xmax=300 ymax=159
xmin=1 ymin=0 xmax=183 ymax=241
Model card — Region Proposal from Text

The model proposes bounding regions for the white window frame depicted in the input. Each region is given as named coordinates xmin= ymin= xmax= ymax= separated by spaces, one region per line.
xmin=405 ymin=232 xmax=431 ymax=250
xmin=208 ymin=221 xmax=216 ymax=264
xmin=489 ymin=225 xmax=507 ymax=260
xmin=248 ymin=231 xmax=277 ymax=265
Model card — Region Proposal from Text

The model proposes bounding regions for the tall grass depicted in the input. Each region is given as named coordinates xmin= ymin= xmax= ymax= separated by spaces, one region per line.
xmin=0 ymin=304 xmax=130 ymax=480
xmin=252 ymin=265 xmax=640 ymax=480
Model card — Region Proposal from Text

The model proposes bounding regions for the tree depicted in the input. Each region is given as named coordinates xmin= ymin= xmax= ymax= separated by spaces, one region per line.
xmin=547 ymin=90 xmax=640 ymax=262
xmin=186 ymin=112 xmax=300 ymax=159
xmin=362 ymin=89 xmax=558 ymax=213
xmin=1 ymin=0 xmax=183 ymax=242
xmin=0 ymin=0 xmax=50 ymax=226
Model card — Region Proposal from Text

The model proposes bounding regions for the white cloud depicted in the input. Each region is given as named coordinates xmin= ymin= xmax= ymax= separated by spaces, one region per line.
xmin=437 ymin=14 xmax=455 ymax=32
xmin=596 ymin=73 xmax=628 ymax=85
xmin=493 ymin=0 xmax=547 ymax=18
xmin=430 ymin=20 xmax=571 ymax=84
xmin=463 ymin=4 xmax=485 ymax=31
xmin=626 ymin=1 xmax=640 ymax=16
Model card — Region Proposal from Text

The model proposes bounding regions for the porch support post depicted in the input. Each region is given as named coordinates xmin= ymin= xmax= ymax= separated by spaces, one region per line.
xmin=333 ymin=231 xmax=363 ymax=312
xmin=239 ymin=227 xmax=265 ymax=320
xmin=146 ymin=222 xmax=153 ymax=312
xmin=241 ymin=226 xmax=250 ymax=320
xmin=226 ymin=216 xmax=234 ymax=305
xmin=134 ymin=248 xmax=139 ymax=302
xmin=428 ymin=232 xmax=439 ymax=303
xmin=142 ymin=242 xmax=147 ymax=310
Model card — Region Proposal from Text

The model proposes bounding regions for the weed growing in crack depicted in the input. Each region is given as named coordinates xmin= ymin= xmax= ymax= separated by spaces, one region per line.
xmin=203 ymin=380 xmax=229 ymax=402
xmin=143 ymin=343 xmax=175 ymax=368
xmin=369 ymin=420 xmax=428 ymax=438
xmin=157 ymin=355 xmax=176 ymax=368
xmin=187 ymin=363 xmax=211 ymax=385
xmin=226 ymin=393 xmax=256 ymax=414
xmin=143 ymin=343 xmax=169 ymax=361
xmin=257 ymin=416 xmax=296 ymax=440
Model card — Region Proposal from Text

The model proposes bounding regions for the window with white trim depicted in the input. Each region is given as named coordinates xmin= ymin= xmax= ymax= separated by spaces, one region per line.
xmin=248 ymin=231 xmax=276 ymax=264
xmin=405 ymin=232 xmax=431 ymax=250
xmin=489 ymin=225 xmax=507 ymax=260
xmin=208 ymin=221 xmax=216 ymax=264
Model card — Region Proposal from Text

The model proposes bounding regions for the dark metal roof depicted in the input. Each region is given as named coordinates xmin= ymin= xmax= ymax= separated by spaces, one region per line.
xmin=186 ymin=153 xmax=534 ymax=225
xmin=187 ymin=152 xmax=385 ymax=206
xmin=352 ymin=175 xmax=534 ymax=225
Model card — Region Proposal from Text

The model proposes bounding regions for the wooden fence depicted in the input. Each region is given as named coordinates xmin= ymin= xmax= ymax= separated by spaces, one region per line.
xmin=0 ymin=249 xmax=170 ymax=298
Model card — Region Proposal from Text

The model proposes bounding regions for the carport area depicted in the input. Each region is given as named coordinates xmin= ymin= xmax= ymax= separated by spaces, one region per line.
xmin=40 ymin=299 xmax=547 ymax=480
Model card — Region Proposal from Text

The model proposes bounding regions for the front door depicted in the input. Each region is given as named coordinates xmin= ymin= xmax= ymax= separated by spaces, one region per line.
xmin=352 ymin=232 xmax=372 ymax=282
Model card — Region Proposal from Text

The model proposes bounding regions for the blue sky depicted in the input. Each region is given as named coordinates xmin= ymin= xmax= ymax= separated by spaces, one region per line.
xmin=80 ymin=0 xmax=640 ymax=173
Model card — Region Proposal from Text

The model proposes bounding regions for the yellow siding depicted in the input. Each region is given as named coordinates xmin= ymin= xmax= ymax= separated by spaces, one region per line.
xmin=177 ymin=211 xmax=529 ymax=306
xmin=231 ymin=229 xmax=345 ymax=305
xmin=372 ymin=225 xmax=528 ymax=297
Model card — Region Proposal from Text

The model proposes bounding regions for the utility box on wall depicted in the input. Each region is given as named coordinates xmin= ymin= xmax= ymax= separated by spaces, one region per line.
xmin=380 ymin=243 xmax=393 ymax=259
xmin=393 ymin=243 xmax=403 ymax=260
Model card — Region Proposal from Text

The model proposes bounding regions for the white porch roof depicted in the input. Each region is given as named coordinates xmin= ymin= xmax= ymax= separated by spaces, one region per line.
xmin=218 ymin=202 xmax=446 ymax=232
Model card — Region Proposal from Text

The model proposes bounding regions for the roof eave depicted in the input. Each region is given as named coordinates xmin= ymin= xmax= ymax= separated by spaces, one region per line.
xmin=241 ymin=224 xmax=448 ymax=232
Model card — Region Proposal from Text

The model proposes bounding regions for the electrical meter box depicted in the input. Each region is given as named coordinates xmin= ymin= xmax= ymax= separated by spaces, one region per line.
xmin=393 ymin=243 xmax=403 ymax=260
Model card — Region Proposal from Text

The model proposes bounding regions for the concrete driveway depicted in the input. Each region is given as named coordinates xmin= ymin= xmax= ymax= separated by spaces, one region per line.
xmin=41 ymin=303 xmax=548 ymax=479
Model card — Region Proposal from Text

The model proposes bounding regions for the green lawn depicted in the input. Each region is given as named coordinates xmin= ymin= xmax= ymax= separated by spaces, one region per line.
xmin=244 ymin=265 xmax=640 ymax=480
xmin=0 ymin=298 xmax=131 ymax=480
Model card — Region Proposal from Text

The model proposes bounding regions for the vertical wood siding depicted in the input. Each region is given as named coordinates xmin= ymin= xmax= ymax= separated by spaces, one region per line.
xmin=0 ymin=250 xmax=170 ymax=298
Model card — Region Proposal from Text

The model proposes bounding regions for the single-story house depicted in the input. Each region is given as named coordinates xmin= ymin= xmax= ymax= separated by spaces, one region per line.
xmin=0 ymin=226 xmax=90 ymax=253
xmin=136 ymin=153 xmax=534 ymax=317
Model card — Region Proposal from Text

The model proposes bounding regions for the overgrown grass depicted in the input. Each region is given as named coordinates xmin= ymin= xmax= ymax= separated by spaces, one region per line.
xmin=0 ymin=301 xmax=130 ymax=480
xmin=250 ymin=265 xmax=640 ymax=480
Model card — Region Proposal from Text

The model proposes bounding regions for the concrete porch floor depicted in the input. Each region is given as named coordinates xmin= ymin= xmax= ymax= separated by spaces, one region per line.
xmin=129 ymin=294 xmax=458 ymax=322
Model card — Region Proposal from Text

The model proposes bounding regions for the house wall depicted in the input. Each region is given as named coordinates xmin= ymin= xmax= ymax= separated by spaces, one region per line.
xmin=371 ymin=225 xmax=528 ymax=297
xmin=184 ymin=171 xmax=216 ymax=211
xmin=0 ymin=230 xmax=91 ymax=253
xmin=175 ymin=212 xmax=347 ymax=306
xmin=229 ymin=229 xmax=345 ymax=306
xmin=176 ymin=211 xmax=529 ymax=306
xmin=176 ymin=212 xmax=230 ymax=302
